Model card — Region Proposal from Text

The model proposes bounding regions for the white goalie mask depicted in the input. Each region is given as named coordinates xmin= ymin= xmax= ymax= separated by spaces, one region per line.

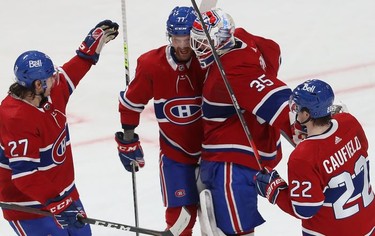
xmin=190 ymin=8 xmax=235 ymax=68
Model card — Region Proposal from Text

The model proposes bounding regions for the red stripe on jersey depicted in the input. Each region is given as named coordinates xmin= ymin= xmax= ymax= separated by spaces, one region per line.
xmin=224 ymin=163 xmax=242 ymax=233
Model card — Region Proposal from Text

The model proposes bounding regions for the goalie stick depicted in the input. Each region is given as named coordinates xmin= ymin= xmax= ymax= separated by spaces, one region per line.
xmin=191 ymin=0 xmax=263 ymax=170
xmin=0 ymin=202 xmax=190 ymax=236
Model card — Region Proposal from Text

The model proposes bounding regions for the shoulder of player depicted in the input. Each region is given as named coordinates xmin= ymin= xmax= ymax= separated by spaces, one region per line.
xmin=138 ymin=45 xmax=167 ymax=63
xmin=234 ymin=27 xmax=280 ymax=48
xmin=332 ymin=112 xmax=357 ymax=124
xmin=0 ymin=100 xmax=40 ymax=135
xmin=289 ymin=139 xmax=321 ymax=164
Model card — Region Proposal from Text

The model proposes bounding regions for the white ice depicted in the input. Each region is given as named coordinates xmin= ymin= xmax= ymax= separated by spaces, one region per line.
xmin=0 ymin=0 xmax=374 ymax=235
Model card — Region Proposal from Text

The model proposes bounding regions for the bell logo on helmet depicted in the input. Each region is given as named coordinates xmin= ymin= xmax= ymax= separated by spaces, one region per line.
xmin=302 ymin=84 xmax=316 ymax=93
xmin=28 ymin=59 xmax=43 ymax=68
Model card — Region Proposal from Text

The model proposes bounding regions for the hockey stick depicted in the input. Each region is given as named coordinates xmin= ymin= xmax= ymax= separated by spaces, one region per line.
xmin=120 ymin=1 xmax=140 ymax=234
xmin=0 ymin=202 xmax=190 ymax=236
xmin=131 ymin=161 xmax=140 ymax=236
xmin=191 ymin=0 xmax=263 ymax=170
xmin=121 ymin=0 xmax=130 ymax=86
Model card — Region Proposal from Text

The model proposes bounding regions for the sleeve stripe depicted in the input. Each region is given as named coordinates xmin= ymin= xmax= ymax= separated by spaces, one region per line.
xmin=252 ymin=84 xmax=290 ymax=115
xmin=9 ymin=157 xmax=40 ymax=163
xmin=59 ymin=67 xmax=76 ymax=94
xmin=11 ymin=169 xmax=38 ymax=179
xmin=269 ymin=100 xmax=289 ymax=125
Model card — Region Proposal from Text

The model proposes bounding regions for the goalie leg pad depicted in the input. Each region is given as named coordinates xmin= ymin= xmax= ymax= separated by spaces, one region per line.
xmin=166 ymin=205 xmax=197 ymax=236
xmin=198 ymin=189 xmax=226 ymax=236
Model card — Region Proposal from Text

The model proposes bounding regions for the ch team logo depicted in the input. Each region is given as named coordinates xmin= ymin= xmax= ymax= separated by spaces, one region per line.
xmin=163 ymin=97 xmax=202 ymax=125
xmin=52 ymin=129 xmax=67 ymax=164
xmin=193 ymin=10 xmax=220 ymax=32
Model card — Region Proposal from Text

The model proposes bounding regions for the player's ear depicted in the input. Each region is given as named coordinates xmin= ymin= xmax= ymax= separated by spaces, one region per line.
xmin=33 ymin=80 xmax=44 ymax=93
xmin=302 ymin=110 xmax=311 ymax=119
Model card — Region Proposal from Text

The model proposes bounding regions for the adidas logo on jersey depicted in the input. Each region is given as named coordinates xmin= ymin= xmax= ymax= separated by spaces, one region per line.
xmin=335 ymin=136 xmax=342 ymax=144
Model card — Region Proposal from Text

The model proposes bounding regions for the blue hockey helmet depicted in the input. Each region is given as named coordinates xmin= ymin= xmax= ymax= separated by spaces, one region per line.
xmin=14 ymin=50 xmax=55 ymax=89
xmin=166 ymin=6 xmax=196 ymax=36
xmin=291 ymin=79 xmax=335 ymax=119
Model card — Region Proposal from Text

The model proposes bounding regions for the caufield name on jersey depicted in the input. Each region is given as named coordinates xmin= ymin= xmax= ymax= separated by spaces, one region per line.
xmin=323 ymin=136 xmax=361 ymax=174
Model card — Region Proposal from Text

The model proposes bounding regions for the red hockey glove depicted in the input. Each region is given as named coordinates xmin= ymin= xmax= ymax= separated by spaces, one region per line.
xmin=254 ymin=167 xmax=288 ymax=204
xmin=76 ymin=19 xmax=119 ymax=64
xmin=289 ymin=111 xmax=307 ymax=145
xmin=292 ymin=121 xmax=307 ymax=145
xmin=115 ymin=132 xmax=145 ymax=172
xmin=46 ymin=194 xmax=86 ymax=229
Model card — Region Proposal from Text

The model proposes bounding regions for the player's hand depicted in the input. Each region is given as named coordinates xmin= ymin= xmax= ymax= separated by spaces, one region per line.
xmin=115 ymin=132 xmax=145 ymax=172
xmin=254 ymin=167 xmax=287 ymax=204
xmin=76 ymin=19 xmax=119 ymax=64
xmin=46 ymin=194 xmax=87 ymax=229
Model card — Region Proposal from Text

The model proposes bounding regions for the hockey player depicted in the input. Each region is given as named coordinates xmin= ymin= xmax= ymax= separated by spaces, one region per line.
xmin=115 ymin=7 xmax=206 ymax=236
xmin=0 ymin=20 xmax=119 ymax=235
xmin=190 ymin=8 xmax=295 ymax=235
xmin=255 ymin=79 xmax=375 ymax=236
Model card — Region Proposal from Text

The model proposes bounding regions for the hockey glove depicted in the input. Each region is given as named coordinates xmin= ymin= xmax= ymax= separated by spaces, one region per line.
xmin=289 ymin=111 xmax=307 ymax=145
xmin=254 ymin=167 xmax=288 ymax=204
xmin=115 ymin=132 xmax=145 ymax=172
xmin=46 ymin=194 xmax=86 ymax=229
xmin=292 ymin=121 xmax=307 ymax=145
xmin=76 ymin=19 xmax=119 ymax=64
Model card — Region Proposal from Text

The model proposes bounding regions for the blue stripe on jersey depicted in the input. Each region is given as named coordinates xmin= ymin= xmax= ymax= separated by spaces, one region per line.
xmin=202 ymin=143 xmax=280 ymax=161
xmin=201 ymin=98 xmax=236 ymax=120
xmin=302 ymin=228 xmax=325 ymax=236
xmin=324 ymin=169 xmax=365 ymax=204
xmin=254 ymin=86 xmax=292 ymax=123
xmin=0 ymin=146 xmax=10 ymax=169
xmin=292 ymin=201 xmax=322 ymax=219
xmin=10 ymin=125 xmax=72 ymax=177
xmin=119 ymin=91 xmax=145 ymax=112
xmin=9 ymin=158 xmax=39 ymax=178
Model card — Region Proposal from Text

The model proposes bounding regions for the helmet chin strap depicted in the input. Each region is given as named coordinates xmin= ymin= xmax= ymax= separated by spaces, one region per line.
xmin=297 ymin=113 xmax=311 ymax=125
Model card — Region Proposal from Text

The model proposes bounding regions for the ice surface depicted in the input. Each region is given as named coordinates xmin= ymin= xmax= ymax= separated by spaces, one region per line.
xmin=0 ymin=0 xmax=374 ymax=235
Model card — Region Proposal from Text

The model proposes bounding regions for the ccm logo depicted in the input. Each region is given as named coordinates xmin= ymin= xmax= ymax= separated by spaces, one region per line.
xmin=118 ymin=145 xmax=138 ymax=152
xmin=49 ymin=197 xmax=73 ymax=213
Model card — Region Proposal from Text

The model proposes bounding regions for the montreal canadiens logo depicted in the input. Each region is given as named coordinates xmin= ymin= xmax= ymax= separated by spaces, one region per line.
xmin=175 ymin=189 xmax=186 ymax=198
xmin=163 ymin=97 xmax=202 ymax=125
xmin=193 ymin=10 xmax=220 ymax=32
xmin=52 ymin=130 xmax=67 ymax=164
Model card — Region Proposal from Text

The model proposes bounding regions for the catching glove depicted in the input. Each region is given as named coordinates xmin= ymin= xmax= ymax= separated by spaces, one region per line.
xmin=254 ymin=167 xmax=288 ymax=204
xmin=115 ymin=132 xmax=145 ymax=172
xmin=46 ymin=194 xmax=86 ymax=229
xmin=77 ymin=19 xmax=119 ymax=64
